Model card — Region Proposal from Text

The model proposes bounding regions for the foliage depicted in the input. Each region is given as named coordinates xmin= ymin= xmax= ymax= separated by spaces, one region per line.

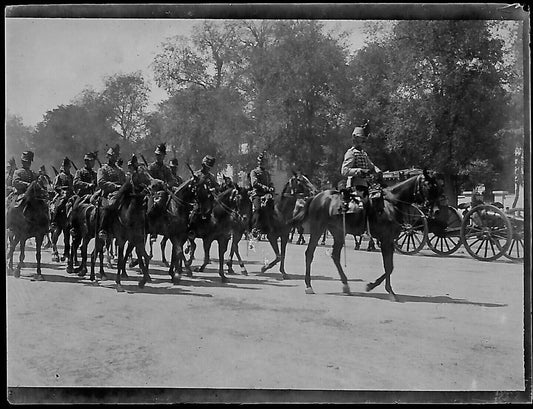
xmin=6 ymin=114 xmax=34 ymax=162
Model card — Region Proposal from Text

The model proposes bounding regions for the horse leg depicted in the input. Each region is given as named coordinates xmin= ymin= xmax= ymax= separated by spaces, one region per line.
xmin=304 ymin=227 xmax=324 ymax=294
xmin=33 ymin=235 xmax=45 ymax=280
xmin=50 ymin=226 xmax=60 ymax=262
xmin=289 ymin=226 xmax=294 ymax=243
xmin=137 ymin=240 xmax=152 ymax=288
xmin=115 ymin=241 xmax=126 ymax=292
xmin=77 ymin=238 xmax=90 ymax=279
xmin=279 ymin=232 xmax=290 ymax=280
xmin=330 ymin=227 xmax=350 ymax=294
xmin=217 ymin=238 xmax=229 ymax=283
xmin=161 ymin=237 xmax=169 ymax=267
xmin=7 ymin=235 xmax=20 ymax=276
xmin=197 ymin=239 xmax=212 ymax=272
xmin=367 ymin=239 xmax=399 ymax=302
xmin=169 ymin=239 xmax=183 ymax=284
xmin=233 ymin=234 xmax=248 ymax=275
xmin=19 ymin=238 xmax=26 ymax=269
xmin=226 ymin=235 xmax=235 ymax=275
xmin=67 ymin=234 xmax=81 ymax=273
xmin=61 ymin=228 xmax=70 ymax=261
xmin=261 ymin=233 xmax=281 ymax=274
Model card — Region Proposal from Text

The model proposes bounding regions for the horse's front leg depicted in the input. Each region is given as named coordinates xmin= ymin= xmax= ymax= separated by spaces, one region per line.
xmin=67 ymin=234 xmax=81 ymax=274
xmin=197 ymin=238 xmax=211 ymax=272
xmin=115 ymin=241 xmax=126 ymax=292
xmin=217 ymin=237 xmax=229 ymax=283
xmin=161 ymin=236 xmax=169 ymax=267
xmin=34 ymin=235 xmax=45 ymax=280
xmin=7 ymin=235 xmax=20 ymax=276
xmin=366 ymin=238 xmax=399 ymax=302
xmin=50 ymin=225 xmax=60 ymax=262
xmin=226 ymin=234 xmax=236 ymax=275
xmin=303 ymin=228 xmax=323 ymax=294
xmin=261 ymin=233 xmax=281 ymax=274
xmin=137 ymin=239 xmax=152 ymax=289
xmin=61 ymin=227 xmax=70 ymax=261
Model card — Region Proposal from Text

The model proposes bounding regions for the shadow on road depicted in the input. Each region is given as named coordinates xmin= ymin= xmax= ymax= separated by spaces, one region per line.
xmin=325 ymin=290 xmax=507 ymax=307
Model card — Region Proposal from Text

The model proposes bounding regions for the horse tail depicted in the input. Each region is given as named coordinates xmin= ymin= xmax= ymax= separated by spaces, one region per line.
xmin=288 ymin=196 xmax=312 ymax=227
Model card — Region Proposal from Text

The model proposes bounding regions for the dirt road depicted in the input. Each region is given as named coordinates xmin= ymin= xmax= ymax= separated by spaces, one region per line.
xmin=6 ymin=236 xmax=527 ymax=402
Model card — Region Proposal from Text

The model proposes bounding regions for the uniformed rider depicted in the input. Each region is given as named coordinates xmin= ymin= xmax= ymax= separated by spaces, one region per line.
xmin=5 ymin=157 xmax=17 ymax=196
xmin=169 ymin=158 xmax=183 ymax=187
xmin=188 ymin=155 xmax=219 ymax=230
xmin=9 ymin=151 xmax=37 ymax=208
xmin=148 ymin=143 xmax=176 ymax=188
xmin=73 ymin=152 xmax=98 ymax=197
xmin=96 ymin=145 xmax=126 ymax=240
xmin=340 ymin=125 xmax=382 ymax=200
xmin=250 ymin=151 xmax=274 ymax=238
xmin=53 ymin=157 xmax=74 ymax=196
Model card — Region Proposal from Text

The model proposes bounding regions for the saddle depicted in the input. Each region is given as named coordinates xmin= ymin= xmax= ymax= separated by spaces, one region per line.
xmin=331 ymin=188 xmax=365 ymax=216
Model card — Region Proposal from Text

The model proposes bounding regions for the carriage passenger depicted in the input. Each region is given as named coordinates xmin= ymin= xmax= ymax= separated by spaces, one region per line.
xmin=73 ymin=152 xmax=97 ymax=197
xmin=250 ymin=151 xmax=274 ymax=238
xmin=340 ymin=125 xmax=382 ymax=199
xmin=96 ymin=145 xmax=126 ymax=240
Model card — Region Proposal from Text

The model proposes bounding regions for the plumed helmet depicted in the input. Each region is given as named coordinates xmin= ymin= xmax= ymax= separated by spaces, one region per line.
xmin=127 ymin=154 xmax=138 ymax=168
xmin=257 ymin=151 xmax=266 ymax=163
xmin=84 ymin=152 xmax=96 ymax=161
xmin=106 ymin=144 xmax=120 ymax=157
xmin=169 ymin=158 xmax=179 ymax=168
xmin=21 ymin=151 xmax=34 ymax=162
xmin=202 ymin=155 xmax=215 ymax=168
xmin=352 ymin=126 xmax=365 ymax=137
xmin=61 ymin=157 xmax=71 ymax=167
xmin=155 ymin=143 xmax=167 ymax=155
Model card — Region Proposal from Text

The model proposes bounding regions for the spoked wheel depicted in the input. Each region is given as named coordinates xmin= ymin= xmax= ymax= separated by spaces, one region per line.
xmin=394 ymin=204 xmax=428 ymax=255
xmin=460 ymin=204 xmax=512 ymax=261
xmin=427 ymin=205 xmax=463 ymax=256
xmin=504 ymin=208 xmax=524 ymax=262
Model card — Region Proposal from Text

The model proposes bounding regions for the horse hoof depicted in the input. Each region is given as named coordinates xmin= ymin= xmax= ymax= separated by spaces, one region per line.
xmin=13 ymin=269 xmax=20 ymax=278
xmin=60 ymin=256 xmax=66 ymax=261
xmin=66 ymin=266 xmax=75 ymax=274
xmin=342 ymin=284 xmax=351 ymax=295
xmin=77 ymin=269 xmax=88 ymax=277
xmin=138 ymin=281 xmax=146 ymax=288
xmin=220 ymin=276 xmax=228 ymax=283
xmin=281 ymin=273 xmax=290 ymax=280
xmin=163 ymin=261 xmax=169 ymax=267
xmin=33 ymin=274 xmax=44 ymax=281
xmin=305 ymin=287 xmax=315 ymax=295
xmin=260 ymin=266 xmax=267 ymax=274
xmin=241 ymin=269 xmax=248 ymax=276
xmin=116 ymin=284 xmax=124 ymax=292
xmin=52 ymin=256 xmax=60 ymax=262
xmin=172 ymin=276 xmax=181 ymax=285
xmin=100 ymin=274 xmax=108 ymax=281
xmin=389 ymin=294 xmax=400 ymax=302
xmin=366 ymin=283 xmax=374 ymax=292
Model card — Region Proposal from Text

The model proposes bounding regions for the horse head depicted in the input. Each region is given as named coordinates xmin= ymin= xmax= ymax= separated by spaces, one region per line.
xmin=419 ymin=169 xmax=445 ymax=208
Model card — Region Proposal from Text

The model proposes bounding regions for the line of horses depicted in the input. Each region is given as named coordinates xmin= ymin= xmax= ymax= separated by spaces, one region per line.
xmin=5 ymin=167 xmax=444 ymax=301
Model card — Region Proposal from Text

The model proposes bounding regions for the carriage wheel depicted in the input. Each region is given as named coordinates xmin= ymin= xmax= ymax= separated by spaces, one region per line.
xmin=394 ymin=204 xmax=428 ymax=255
xmin=460 ymin=204 xmax=512 ymax=262
xmin=427 ymin=205 xmax=463 ymax=256
xmin=504 ymin=208 xmax=524 ymax=262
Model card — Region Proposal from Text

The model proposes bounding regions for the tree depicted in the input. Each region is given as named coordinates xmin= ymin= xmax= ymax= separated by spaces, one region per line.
xmin=102 ymin=72 xmax=150 ymax=141
xmin=6 ymin=114 xmax=34 ymax=161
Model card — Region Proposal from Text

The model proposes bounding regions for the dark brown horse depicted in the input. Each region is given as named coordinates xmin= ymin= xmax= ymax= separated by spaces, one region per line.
xmin=252 ymin=175 xmax=317 ymax=279
xmin=49 ymin=189 xmax=73 ymax=262
xmin=225 ymin=184 xmax=253 ymax=276
xmin=187 ymin=184 xmax=243 ymax=282
xmin=291 ymin=170 xmax=443 ymax=300
xmin=6 ymin=175 xmax=51 ymax=279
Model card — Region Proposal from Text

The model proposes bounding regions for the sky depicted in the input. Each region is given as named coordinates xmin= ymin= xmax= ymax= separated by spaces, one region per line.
xmin=5 ymin=18 xmax=370 ymax=128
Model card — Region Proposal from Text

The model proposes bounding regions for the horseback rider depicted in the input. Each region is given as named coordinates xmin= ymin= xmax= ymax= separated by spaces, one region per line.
xmin=250 ymin=151 xmax=274 ymax=238
xmin=9 ymin=151 xmax=37 ymax=209
xmin=73 ymin=152 xmax=98 ymax=197
xmin=169 ymin=158 xmax=183 ymax=187
xmin=188 ymin=155 xmax=219 ymax=230
xmin=53 ymin=157 xmax=74 ymax=196
xmin=5 ymin=157 xmax=17 ymax=196
xmin=148 ymin=143 xmax=177 ymax=189
xmin=340 ymin=124 xmax=382 ymax=201
xmin=96 ymin=145 xmax=126 ymax=240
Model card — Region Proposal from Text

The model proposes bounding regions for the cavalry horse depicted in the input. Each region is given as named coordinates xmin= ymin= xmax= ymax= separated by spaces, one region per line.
xmin=290 ymin=169 xmax=443 ymax=300
xmin=187 ymin=183 xmax=243 ymax=282
xmin=49 ymin=188 xmax=73 ymax=262
xmin=225 ymin=184 xmax=253 ymax=276
xmin=144 ymin=177 xmax=197 ymax=284
xmin=253 ymin=175 xmax=318 ymax=279
xmin=6 ymin=175 xmax=51 ymax=280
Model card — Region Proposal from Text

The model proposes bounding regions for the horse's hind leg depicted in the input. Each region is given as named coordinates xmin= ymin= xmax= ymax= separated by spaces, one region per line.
xmin=197 ymin=239 xmax=212 ymax=272
xmin=61 ymin=228 xmax=70 ymax=261
xmin=261 ymin=233 xmax=281 ymax=274
xmin=161 ymin=237 xmax=169 ymax=267
xmin=329 ymin=227 xmax=350 ymax=294
xmin=7 ymin=235 xmax=20 ymax=276
xmin=217 ymin=238 xmax=229 ymax=283
xmin=137 ymin=241 xmax=152 ymax=288
xmin=303 ymin=226 xmax=324 ymax=294
xmin=279 ymin=231 xmax=290 ymax=280
xmin=50 ymin=226 xmax=60 ymax=262
xmin=366 ymin=239 xmax=399 ymax=302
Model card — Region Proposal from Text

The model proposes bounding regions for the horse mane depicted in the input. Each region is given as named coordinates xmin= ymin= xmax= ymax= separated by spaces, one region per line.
xmin=385 ymin=174 xmax=421 ymax=199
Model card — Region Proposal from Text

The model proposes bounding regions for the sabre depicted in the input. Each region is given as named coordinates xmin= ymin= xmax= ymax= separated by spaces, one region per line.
xmin=66 ymin=156 xmax=78 ymax=171
xmin=93 ymin=151 xmax=102 ymax=167
xmin=342 ymin=209 xmax=347 ymax=267
xmin=51 ymin=165 xmax=59 ymax=176
xmin=140 ymin=154 xmax=149 ymax=167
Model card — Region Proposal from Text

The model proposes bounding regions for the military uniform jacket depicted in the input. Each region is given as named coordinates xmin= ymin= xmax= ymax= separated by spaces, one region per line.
xmin=97 ymin=163 xmax=126 ymax=196
xmin=73 ymin=166 xmax=97 ymax=196
xmin=12 ymin=167 xmax=37 ymax=194
xmin=250 ymin=166 xmax=272 ymax=196
xmin=53 ymin=171 xmax=74 ymax=194
xmin=341 ymin=147 xmax=380 ymax=187
xmin=194 ymin=168 xmax=219 ymax=191
xmin=148 ymin=162 xmax=176 ymax=187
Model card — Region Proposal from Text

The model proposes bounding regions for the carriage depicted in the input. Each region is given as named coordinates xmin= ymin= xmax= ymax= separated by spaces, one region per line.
xmin=382 ymin=169 xmax=524 ymax=262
